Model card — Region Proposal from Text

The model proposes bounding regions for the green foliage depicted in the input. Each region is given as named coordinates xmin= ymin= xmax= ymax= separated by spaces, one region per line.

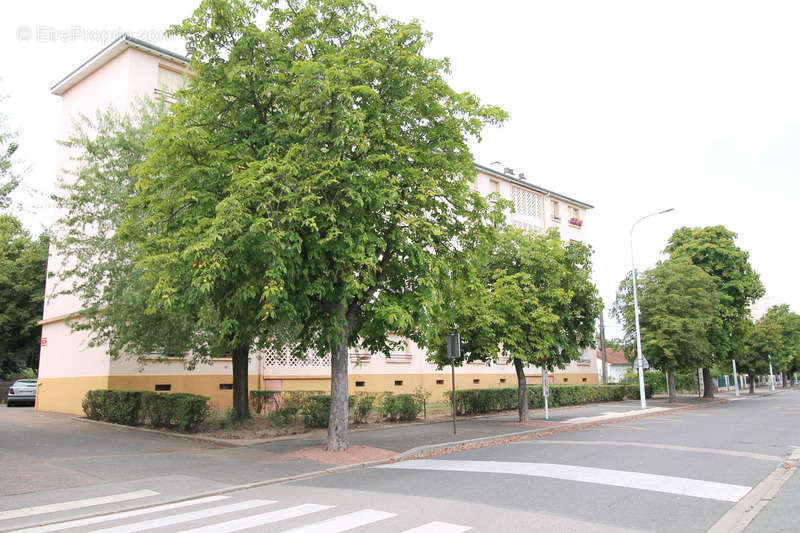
xmin=268 ymin=406 xmax=299 ymax=426
xmin=449 ymin=384 xmax=649 ymax=415
xmin=380 ymin=393 xmax=423 ymax=421
xmin=134 ymin=0 xmax=506 ymax=444
xmin=664 ymin=226 xmax=765 ymax=365
xmin=424 ymin=228 xmax=600 ymax=371
xmin=742 ymin=305 xmax=800 ymax=377
xmin=0 ymin=93 xmax=20 ymax=208
xmin=613 ymin=257 xmax=719 ymax=376
xmin=351 ymin=393 xmax=376 ymax=424
xmin=249 ymin=390 xmax=280 ymax=414
xmin=301 ymin=395 xmax=333 ymax=428
xmin=0 ymin=215 xmax=49 ymax=379
xmin=620 ymin=369 xmax=696 ymax=394
xmin=82 ymin=389 xmax=210 ymax=431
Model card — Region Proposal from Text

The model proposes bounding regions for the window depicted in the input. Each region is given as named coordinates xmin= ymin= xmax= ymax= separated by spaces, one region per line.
xmin=436 ymin=379 xmax=444 ymax=385
xmin=551 ymin=200 xmax=561 ymax=221
xmin=500 ymin=378 xmax=506 ymax=384
xmin=512 ymin=186 xmax=542 ymax=218
xmin=394 ymin=380 xmax=403 ymax=386
xmin=155 ymin=65 xmax=188 ymax=99
xmin=219 ymin=383 xmax=233 ymax=390
xmin=568 ymin=206 xmax=583 ymax=227
xmin=490 ymin=179 xmax=500 ymax=194
xmin=582 ymin=378 xmax=588 ymax=382
xmin=154 ymin=384 xmax=171 ymax=391
xmin=473 ymin=379 xmax=480 ymax=384
xmin=563 ymin=378 xmax=569 ymax=383
xmin=355 ymin=381 xmax=365 ymax=387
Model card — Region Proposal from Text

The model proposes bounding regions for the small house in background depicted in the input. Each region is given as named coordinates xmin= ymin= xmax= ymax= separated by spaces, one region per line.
xmin=597 ymin=349 xmax=632 ymax=383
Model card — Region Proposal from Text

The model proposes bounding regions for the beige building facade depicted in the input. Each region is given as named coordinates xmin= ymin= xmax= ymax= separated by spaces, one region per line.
xmin=37 ymin=36 xmax=598 ymax=414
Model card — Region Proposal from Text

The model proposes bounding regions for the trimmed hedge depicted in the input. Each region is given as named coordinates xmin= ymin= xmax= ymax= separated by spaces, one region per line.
xmin=380 ymin=393 xmax=423 ymax=421
xmin=82 ymin=389 xmax=210 ymax=431
xmin=449 ymin=384 xmax=651 ymax=416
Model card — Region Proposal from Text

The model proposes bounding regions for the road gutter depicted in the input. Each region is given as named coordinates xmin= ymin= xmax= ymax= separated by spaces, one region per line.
xmin=707 ymin=447 xmax=800 ymax=533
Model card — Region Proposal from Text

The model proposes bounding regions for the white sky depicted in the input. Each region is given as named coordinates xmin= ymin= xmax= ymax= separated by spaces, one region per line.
xmin=2 ymin=0 xmax=798 ymax=338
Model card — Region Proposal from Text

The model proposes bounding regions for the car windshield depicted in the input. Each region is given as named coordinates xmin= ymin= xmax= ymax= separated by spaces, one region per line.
xmin=14 ymin=380 xmax=37 ymax=385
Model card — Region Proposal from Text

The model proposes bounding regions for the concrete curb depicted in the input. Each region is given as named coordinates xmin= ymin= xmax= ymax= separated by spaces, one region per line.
xmin=707 ymin=446 xmax=800 ymax=533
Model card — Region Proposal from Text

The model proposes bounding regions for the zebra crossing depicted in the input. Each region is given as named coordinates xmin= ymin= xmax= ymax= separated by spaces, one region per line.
xmin=7 ymin=494 xmax=472 ymax=533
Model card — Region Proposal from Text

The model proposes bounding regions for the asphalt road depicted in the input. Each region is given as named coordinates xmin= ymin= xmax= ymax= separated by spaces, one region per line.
xmin=0 ymin=390 xmax=797 ymax=532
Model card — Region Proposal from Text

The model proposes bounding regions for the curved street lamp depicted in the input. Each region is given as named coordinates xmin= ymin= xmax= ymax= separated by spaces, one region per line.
xmin=630 ymin=208 xmax=675 ymax=409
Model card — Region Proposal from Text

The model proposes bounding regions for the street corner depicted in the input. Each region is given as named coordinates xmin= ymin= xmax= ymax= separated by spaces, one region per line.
xmin=282 ymin=445 xmax=398 ymax=467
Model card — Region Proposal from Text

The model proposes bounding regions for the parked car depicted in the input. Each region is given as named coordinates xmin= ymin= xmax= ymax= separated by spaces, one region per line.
xmin=7 ymin=379 xmax=37 ymax=407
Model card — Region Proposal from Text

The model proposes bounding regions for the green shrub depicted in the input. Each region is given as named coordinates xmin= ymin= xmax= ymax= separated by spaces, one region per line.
xmin=170 ymin=393 xmax=211 ymax=431
xmin=141 ymin=392 xmax=174 ymax=427
xmin=301 ymin=395 xmax=332 ymax=428
xmin=352 ymin=393 xmax=376 ymax=424
xmin=381 ymin=393 xmax=422 ymax=421
xmin=104 ymin=390 xmax=145 ymax=425
xmin=81 ymin=389 xmax=210 ymax=431
xmin=447 ymin=383 xmax=653 ymax=415
xmin=268 ymin=406 xmax=298 ymax=426
xmin=250 ymin=390 xmax=280 ymax=414
xmin=82 ymin=389 xmax=107 ymax=420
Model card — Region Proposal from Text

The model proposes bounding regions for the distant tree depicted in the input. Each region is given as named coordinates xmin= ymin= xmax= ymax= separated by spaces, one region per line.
xmin=744 ymin=305 xmax=800 ymax=389
xmin=636 ymin=258 xmax=719 ymax=401
xmin=665 ymin=226 xmax=764 ymax=397
xmin=129 ymin=0 xmax=505 ymax=449
xmin=0 ymin=215 xmax=48 ymax=378
xmin=52 ymin=101 xmax=218 ymax=381
xmin=421 ymin=227 xmax=601 ymax=421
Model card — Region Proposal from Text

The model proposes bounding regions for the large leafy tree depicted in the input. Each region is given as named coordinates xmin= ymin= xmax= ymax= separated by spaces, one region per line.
xmin=422 ymin=227 xmax=601 ymax=422
xmin=131 ymin=0 xmax=504 ymax=447
xmin=632 ymin=257 xmax=718 ymax=401
xmin=0 ymin=215 xmax=48 ymax=378
xmin=664 ymin=226 xmax=764 ymax=397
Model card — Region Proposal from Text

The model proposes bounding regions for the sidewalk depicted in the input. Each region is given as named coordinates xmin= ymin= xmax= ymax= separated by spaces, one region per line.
xmin=236 ymin=395 xmax=730 ymax=472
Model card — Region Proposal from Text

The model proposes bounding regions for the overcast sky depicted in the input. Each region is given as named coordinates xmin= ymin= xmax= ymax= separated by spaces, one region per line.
xmin=2 ymin=0 xmax=798 ymax=338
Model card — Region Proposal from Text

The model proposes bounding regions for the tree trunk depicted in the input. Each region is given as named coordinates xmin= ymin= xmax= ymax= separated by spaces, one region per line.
xmin=327 ymin=333 xmax=351 ymax=452
xmin=232 ymin=343 xmax=251 ymax=421
xmin=702 ymin=367 xmax=714 ymax=398
xmin=667 ymin=367 xmax=677 ymax=403
xmin=749 ymin=374 xmax=755 ymax=394
xmin=783 ymin=371 xmax=789 ymax=388
xmin=513 ymin=358 xmax=528 ymax=422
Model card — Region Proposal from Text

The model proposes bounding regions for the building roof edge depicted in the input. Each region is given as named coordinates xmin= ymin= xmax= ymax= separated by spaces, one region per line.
xmin=474 ymin=163 xmax=594 ymax=209
xmin=50 ymin=34 xmax=189 ymax=96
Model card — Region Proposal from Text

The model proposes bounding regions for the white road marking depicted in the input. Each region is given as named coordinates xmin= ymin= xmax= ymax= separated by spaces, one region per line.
xmin=179 ymin=504 xmax=333 ymax=533
xmin=280 ymin=509 xmax=396 ymax=532
xmin=0 ymin=490 xmax=158 ymax=522
xmin=401 ymin=521 xmax=472 ymax=532
xmin=564 ymin=407 xmax=669 ymax=422
xmin=378 ymin=460 xmax=751 ymax=502
xmin=528 ymin=440 xmax=783 ymax=461
xmin=10 ymin=496 xmax=230 ymax=533
xmin=90 ymin=499 xmax=276 ymax=533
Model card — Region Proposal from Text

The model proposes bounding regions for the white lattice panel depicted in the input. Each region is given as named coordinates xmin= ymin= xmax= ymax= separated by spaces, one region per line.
xmin=263 ymin=346 xmax=331 ymax=367
xmin=513 ymin=220 xmax=542 ymax=232
xmin=512 ymin=186 xmax=541 ymax=218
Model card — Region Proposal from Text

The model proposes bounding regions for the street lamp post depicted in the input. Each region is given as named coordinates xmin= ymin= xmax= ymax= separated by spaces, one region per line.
xmin=630 ymin=208 xmax=674 ymax=409
xmin=768 ymin=354 xmax=775 ymax=391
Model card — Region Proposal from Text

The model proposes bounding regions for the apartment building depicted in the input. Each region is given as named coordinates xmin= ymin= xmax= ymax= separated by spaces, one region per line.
xmin=36 ymin=36 xmax=598 ymax=414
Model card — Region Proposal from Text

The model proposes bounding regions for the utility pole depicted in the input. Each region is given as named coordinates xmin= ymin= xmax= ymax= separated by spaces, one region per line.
xmin=599 ymin=311 xmax=608 ymax=385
